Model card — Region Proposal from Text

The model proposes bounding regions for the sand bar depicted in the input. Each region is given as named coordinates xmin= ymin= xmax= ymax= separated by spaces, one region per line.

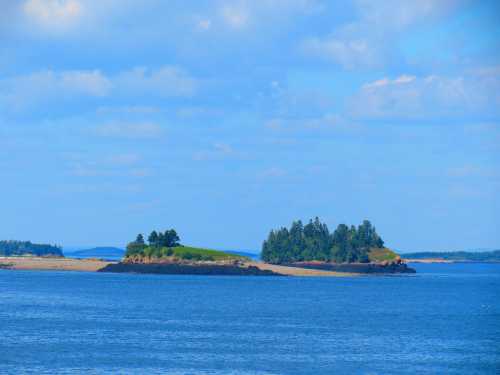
xmin=248 ymin=262 xmax=358 ymax=277
xmin=0 ymin=257 xmax=114 ymax=272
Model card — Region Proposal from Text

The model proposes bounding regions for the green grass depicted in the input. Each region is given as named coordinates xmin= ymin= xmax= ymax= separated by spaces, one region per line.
xmin=368 ymin=247 xmax=399 ymax=262
xmin=128 ymin=245 xmax=249 ymax=262
xmin=171 ymin=246 xmax=248 ymax=261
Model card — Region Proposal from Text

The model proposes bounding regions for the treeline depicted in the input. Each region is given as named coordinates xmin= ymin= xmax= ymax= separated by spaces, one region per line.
xmin=125 ymin=229 xmax=181 ymax=257
xmin=404 ymin=250 xmax=500 ymax=262
xmin=0 ymin=240 xmax=63 ymax=257
xmin=261 ymin=218 xmax=384 ymax=264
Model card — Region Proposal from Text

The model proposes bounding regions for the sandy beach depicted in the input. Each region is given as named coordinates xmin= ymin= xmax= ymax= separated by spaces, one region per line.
xmin=0 ymin=257 xmax=114 ymax=272
xmin=0 ymin=257 xmax=357 ymax=276
xmin=248 ymin=262 xmax=358 ymax=277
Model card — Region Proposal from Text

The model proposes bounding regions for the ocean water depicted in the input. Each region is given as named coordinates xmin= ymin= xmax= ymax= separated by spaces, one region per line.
xmin=1 ymin=264 xmax=499 ymax=375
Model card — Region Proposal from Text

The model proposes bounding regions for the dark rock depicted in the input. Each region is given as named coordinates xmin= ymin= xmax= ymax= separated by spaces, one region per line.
xmin=283 ymin=261 xmax=416 ymax=274
xmin=98 ymin=262 xmax=283 ymax=276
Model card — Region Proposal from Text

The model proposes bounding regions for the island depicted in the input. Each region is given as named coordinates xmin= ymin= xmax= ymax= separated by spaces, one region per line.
xmin=65 ymin=247 xmax=125 ymax=259
xmin=0 ymin=240 xmax=63 ymax=257
xmin=261 ymin=218 xmax=415 ymax=274
xmin=1 ymin=221 xmax=415 ymax=276
xmin=0 ymin=240 xmax=114 ymax=271
xmin=402 ymin=250 xmax=500 ymax=263
xmin=98 ymin=230 xmax=282 ymax=276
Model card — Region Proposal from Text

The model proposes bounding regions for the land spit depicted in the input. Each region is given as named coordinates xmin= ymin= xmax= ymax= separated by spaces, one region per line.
xmin=1 ymin=257 xmax=360 ymax=277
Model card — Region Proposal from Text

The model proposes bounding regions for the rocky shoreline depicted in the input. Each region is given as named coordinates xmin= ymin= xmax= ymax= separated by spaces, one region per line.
xmin=98 ymin=262 xmax=283 ymax=276
xmin=283 ymin=261 xmax=416 ymax=274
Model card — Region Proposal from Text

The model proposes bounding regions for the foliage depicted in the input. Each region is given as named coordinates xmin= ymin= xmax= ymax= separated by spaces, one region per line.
xmin=261 ymin=218 xmax=385 ymax=264
xmin=0 ymin=240 xmax=63 ymax=257
xmin=126 ymin=228 xmax=180 ymax=258
xmin=125 ymin=241 xmax=147 ymax=257
xmin=146 ymin=229 xmax=180 ymax=248
xmin=125 ymin=245 xmax=248 ymax=262
xmin=125 ymin=228 xmax=246 ymax=261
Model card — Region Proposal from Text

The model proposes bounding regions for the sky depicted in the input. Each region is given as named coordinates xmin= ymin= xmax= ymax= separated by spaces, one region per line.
xmin=1 ymin=0 xmax=499 ymax=252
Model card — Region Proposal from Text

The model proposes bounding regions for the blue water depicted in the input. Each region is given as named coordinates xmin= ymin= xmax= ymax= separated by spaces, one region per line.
xmin=1 ymin=263 xmax=499 ymax=375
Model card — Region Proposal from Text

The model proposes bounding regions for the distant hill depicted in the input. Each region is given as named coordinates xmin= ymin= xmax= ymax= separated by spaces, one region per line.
xmin=224 ymin=250 xmax=260 ymax=261
xmin=65 ymin=247 xmax=125 ymax=259
xmin=403 ymin=250 xmax=500 ymax=262
xmin=0 ymin=240 xmax=63 ymax=257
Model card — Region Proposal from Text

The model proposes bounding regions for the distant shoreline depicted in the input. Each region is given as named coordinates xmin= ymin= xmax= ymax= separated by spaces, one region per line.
xmin=405 ymin=258 xmax=500 ymax=264
xmin=403 ymin=258 xmax=454 ymax=264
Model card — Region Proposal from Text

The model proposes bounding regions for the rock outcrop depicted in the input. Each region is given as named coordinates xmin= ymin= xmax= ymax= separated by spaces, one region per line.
xmin=98 ymin=262 xmax=283 ymax=276
xmin=283 ymin=260 xmax=416 ymax=274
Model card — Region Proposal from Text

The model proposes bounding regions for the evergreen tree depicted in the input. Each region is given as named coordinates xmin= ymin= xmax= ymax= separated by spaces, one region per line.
xmin=163 ymin=229 xmax=180 ymax=247
xmin=148 ymin=231 xmax=159 ymax=247
xmin=136 ymin=234 xmax=145 ymax=245
xmin=261 ymin=218 xmax=385 ymax=264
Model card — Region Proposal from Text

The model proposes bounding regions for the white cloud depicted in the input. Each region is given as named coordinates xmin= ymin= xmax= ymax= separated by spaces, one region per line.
xmin=302 ymin=36 xmax=378 ymax=69
xmin=220 ymin=5 xmax=249 ymax=29
xmin=350 ymin=69 xmax=500 ymax=119
xmin=447 ymin=164 xmax=499 ymax=179
xmin=258 ymin=167 xmax=287 ymax=179
xmin=59 ymin=70 xmax=111 ymax=96
xmin=216 ymin=0 xmax=320 ymax=30
xmin=0 ymin=69 xmax=111 ymax=110
xmin=302 ymin=0 xmax=457 ymax=68
xmin=114 ymin=66 xmax=198 ymax=97
xmin=64 ymin=151 xmax=150 ymax=178
xmin=23 ymin=0 xmax=83 ymax=30
xmin=362 ymin=75 xmax=416 ymax=89
xmin=196 ymin=19 xmax=212 ymax=31
xmin=193 ymin=142 xmax=235 ymax=161
xmin=93 ymin=123 xmax=164 ymax=139
xmin=354 ymin=0 xmax=455 ymax=29
xmin=265 ymin=113 xmax=360 ymax=134
xmin=1 ymin=65 xmax=197 ymax=111
xmin=105 ymin=153 xmax=141 ymax=166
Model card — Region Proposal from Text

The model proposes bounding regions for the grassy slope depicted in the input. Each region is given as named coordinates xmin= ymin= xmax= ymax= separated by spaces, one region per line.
xmin=368 ymin=247 xmax=399 ymax=262
xmin=171 ymin=246 xmax=248 ymax=260
xmin=129 ymin=245 xmax=249 ymax=261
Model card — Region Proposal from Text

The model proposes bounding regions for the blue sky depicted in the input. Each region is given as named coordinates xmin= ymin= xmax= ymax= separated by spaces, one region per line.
xmin=1 ymin=0 xmax=499 ymax=252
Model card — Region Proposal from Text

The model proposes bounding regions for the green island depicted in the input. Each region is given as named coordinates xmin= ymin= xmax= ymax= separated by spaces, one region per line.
xmin=98 ymin=229 xmax=276 ymax=276
xmin=260 ymin=218 xmax=414 ymax=274
xmin=262 ymin=218 xmax=392 ymax=263
xmin=0 ymin=240 xmax=63 ymax=257
xmin=124 ymin=230 xmax=248 ymax=263
xmin=403 ymin=250 xmax=500 ymax=263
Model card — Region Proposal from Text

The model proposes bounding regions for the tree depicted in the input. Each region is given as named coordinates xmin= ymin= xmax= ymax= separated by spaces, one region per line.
xmin=136 ymin=234 xmax=145 ymax=245
xmin=125 ymin=241 xmax=146 ymax=257
xmin=148 ymin=231 xmax=159 ymax=247
xmin=261 ymin=218 xmax=385 ymax=264
xmin=163 ymin=229 xmax=180 ymax=247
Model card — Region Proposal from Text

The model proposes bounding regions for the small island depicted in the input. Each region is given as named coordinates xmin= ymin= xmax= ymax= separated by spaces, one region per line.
xmin=261 ymin=218 xmax=415 ymax=274
xmin=0 ymin=240 xmax=63 ymax=257
xmin=99 ymin=230 xmax=281 ymax=276
xmin=403 ymin=250 xmax=500 ymax=263
xmin=0 ymin=240 xmax=111 ymax=272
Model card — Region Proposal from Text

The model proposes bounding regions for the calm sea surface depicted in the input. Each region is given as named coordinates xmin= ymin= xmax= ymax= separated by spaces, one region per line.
xmin=1 ymin=263 xmax=499 ymax=375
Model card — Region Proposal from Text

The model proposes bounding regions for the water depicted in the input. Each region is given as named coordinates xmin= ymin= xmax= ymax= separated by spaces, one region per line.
xmin=1 ymin=263 xmax=499 ymax=375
